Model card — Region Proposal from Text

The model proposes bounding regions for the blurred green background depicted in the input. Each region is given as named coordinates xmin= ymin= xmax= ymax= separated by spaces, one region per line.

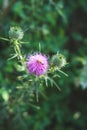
xmin=0 ymin=0 xmax=87 ymax=130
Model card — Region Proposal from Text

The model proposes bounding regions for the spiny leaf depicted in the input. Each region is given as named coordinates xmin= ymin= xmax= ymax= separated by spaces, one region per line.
xmin=58 ymin=69 xmax=68 ymax=77
xmin=0 ymin=37 xmax=9 ymax=41
xmin=8 ymin=54 xmax=18 ymax=60
xmin=45 ymin=76 xmax=61 ymax=91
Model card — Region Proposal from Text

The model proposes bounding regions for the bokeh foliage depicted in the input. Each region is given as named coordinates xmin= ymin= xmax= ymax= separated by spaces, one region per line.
xmin=0 ymin=0 xmax=87 ymax=130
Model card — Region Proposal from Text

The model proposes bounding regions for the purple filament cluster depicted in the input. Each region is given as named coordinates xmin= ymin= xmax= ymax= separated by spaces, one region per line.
xmin=26 ymin=53 xmax=48 ymax=76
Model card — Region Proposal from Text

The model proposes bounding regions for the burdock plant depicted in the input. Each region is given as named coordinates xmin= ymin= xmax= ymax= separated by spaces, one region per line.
xmin=0 ymin=26 xmax=68 ymax=103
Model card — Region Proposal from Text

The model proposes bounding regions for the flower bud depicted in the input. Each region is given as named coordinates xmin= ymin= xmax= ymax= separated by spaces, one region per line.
xmin=9 ymin=26 xmax=24 ymax=40
xmin=51 ymin=53 xmax=67 ymax=68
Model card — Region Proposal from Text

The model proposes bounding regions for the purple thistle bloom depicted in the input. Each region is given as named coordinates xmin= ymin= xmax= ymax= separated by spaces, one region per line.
xmin=26 ymin=53 xmax=48 ymax=76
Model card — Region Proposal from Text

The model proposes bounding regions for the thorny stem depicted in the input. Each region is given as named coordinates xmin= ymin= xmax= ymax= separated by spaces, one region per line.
xmin=14 ymin=40 xmax=26 ymax=68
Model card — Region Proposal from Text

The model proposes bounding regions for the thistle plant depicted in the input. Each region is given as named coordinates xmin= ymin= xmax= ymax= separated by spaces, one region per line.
xmin=0 ymin=26 xmax=68 ymax=103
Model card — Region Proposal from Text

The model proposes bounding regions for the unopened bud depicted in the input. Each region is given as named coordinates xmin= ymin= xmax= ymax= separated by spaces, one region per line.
xmin=51 ymin=53 xmax=67 ymax=68
xmin=9 ymin=26 xmax=24 ymax=40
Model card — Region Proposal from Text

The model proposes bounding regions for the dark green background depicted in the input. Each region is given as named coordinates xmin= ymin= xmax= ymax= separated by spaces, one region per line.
xmin=0 ymin=0 xmax=87 ymax=130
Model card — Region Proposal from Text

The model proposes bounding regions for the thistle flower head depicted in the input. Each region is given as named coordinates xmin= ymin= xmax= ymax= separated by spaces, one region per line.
xmin=9 ymin=26 xmax=24 ymax=40
xmin=51 ymin=53 xmax=67 ymax=68
xmin=26 ymin=53 xmax=48 ymax=76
